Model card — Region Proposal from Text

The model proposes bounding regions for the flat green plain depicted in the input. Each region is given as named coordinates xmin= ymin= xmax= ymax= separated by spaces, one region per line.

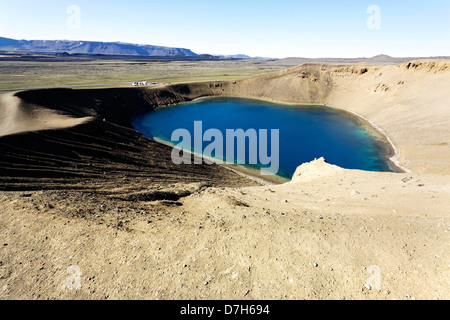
xmin=0 ymin=59 xmax=288 ymax=90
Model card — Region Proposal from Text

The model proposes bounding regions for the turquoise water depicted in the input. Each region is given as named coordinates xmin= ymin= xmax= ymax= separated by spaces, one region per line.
xmin=132 ymin=97 xmax=394 ymax=179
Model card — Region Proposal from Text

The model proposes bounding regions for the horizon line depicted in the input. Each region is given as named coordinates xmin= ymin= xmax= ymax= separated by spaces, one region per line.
xmin=1 ymin=35 xmax=449 ymax=60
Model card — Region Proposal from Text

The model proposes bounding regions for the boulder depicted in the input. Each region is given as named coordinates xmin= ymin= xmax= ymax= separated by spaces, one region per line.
xmin=290 ymin=157 xmax=343 ymax=183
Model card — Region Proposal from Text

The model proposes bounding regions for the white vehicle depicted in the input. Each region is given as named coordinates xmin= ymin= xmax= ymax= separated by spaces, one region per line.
xmin=132 ymin=81 xmax=148 ymax=86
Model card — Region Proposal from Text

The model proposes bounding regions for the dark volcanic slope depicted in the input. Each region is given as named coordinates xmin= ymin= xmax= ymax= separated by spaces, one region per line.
xmin=0 ymin=120 xmax=257 ymax=192
xmin=0 ymin=86 xmax=259 ymax=192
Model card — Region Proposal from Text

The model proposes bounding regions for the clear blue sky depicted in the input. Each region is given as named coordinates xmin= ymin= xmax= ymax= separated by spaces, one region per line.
xmin=0 ymin=0 xmax=449 ymax=58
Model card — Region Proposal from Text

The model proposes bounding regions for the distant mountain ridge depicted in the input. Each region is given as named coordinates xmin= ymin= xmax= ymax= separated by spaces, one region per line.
xmin=274 ymin=54 xmax=450 ymax=66
xmin=0 ymin=36 xmax=198 ymax=57
xmin=219 ymin=54 xmax=252 ymax=59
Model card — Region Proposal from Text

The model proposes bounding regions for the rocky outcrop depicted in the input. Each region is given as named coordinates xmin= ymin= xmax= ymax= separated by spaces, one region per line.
xmin=290 ymin=157 xmax=343 ymax=183
xmin=401 ymin=60 xmax=449 ymax=72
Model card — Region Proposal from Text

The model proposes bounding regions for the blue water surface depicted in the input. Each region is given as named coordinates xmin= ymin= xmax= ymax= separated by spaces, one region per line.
xmin=132 ymin=97 xmax=393 ymax=179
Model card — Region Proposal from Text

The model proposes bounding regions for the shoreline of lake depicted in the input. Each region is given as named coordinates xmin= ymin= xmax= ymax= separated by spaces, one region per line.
xmin=133 ymin=96 xmax=400 ymax=182
xmin=187 ymin=95 xmax=408 ymax=174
